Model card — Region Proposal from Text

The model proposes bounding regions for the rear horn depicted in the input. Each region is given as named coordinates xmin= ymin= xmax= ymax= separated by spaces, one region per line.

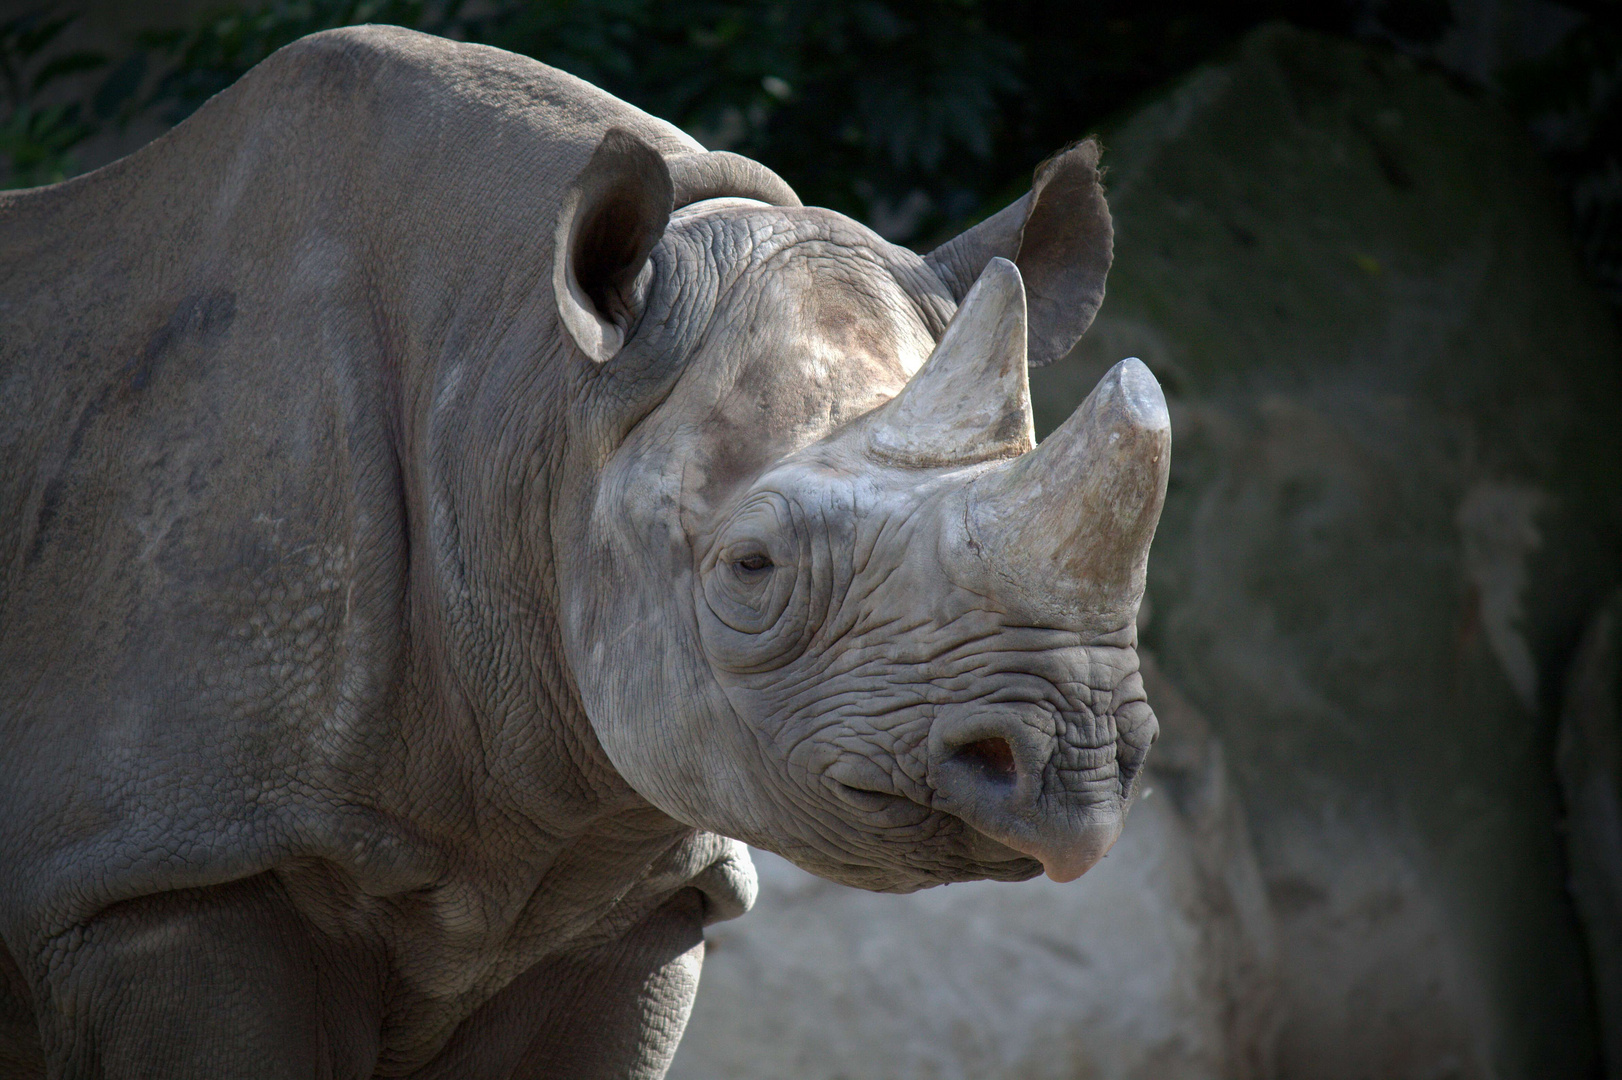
xmin=867 ymin=258 xmax=1035 ymax=468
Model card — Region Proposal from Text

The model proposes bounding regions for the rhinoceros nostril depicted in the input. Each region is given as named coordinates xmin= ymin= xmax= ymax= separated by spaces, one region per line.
xmin=954 ymin=737 xmax=1018 ymax=784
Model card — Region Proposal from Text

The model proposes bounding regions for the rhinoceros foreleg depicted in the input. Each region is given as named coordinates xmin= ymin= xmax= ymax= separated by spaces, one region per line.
xmin=28 ymin=873 xmax=382 ymax=1080
xmin=409 ymin=888 xmax=706 ymax=1080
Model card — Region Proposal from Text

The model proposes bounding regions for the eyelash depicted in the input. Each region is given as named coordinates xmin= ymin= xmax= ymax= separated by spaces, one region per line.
xmin=734 ymin=553 xmax=773 ymax=573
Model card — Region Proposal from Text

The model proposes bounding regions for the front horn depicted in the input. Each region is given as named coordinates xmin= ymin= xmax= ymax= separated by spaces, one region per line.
xmin=968 ymin=357 xmax=1170 ymax=618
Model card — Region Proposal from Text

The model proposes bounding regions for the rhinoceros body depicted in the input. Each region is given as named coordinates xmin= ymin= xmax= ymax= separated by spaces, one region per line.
xmin=0 ymin=26 xmax=1166 ymax=1079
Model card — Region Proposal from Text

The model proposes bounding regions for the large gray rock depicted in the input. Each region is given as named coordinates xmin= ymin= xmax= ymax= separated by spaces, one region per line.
xmin=1029 ymin=23 xmax=1622 ymax=1080
xmin=671 ymin=659 xmax=1278 ymax=1080
xmin=1558 ymin=592 xmax=1622 ymax=1079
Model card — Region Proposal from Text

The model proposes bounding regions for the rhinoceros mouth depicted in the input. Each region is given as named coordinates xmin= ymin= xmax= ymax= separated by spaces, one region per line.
xmin=805 ymin=694 xmax=1144 ymax=883
xmin=809 ymin=731 xmax=1133 ymax=885
xmin=828 ymin=779 xmax=913 ymax=814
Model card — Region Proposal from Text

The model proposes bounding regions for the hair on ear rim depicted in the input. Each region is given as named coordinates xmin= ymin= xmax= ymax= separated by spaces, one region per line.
xmin=922 ymin=136 xmax=1114 ymax=368
xmin=1019 ymin=137 xmax=1112 ymax=367
xmin=553 ymin=127 xmax=676 ymax=364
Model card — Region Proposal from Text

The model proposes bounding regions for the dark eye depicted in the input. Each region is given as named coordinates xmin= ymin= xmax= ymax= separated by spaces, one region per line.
xmin=733 ymin=552 xmax=773 ymax=574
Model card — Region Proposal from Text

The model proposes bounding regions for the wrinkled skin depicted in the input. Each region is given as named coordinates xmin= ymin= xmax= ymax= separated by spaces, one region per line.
xmin=0 ymin=25 xmax=1164 ymax=1080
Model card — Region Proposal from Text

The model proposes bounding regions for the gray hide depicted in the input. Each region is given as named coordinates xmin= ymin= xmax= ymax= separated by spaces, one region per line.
xmin=0 ymin=24 xmax=1164 ymax=1080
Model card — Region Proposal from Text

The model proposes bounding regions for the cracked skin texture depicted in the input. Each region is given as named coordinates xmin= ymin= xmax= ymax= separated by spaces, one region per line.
xmin=0 ymin=23 xmax=1158 ymax=1080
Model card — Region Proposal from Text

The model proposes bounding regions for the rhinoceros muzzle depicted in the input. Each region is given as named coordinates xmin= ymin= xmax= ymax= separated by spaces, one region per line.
xmin=858 ymin=256 xmax=1171 ymax=882
xmin=925 ymin=698 xmax=1145 ymax=882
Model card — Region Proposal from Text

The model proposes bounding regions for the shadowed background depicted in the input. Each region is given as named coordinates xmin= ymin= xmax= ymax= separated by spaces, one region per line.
xmin=4 ymin=2 xmax=1619 ymax=1078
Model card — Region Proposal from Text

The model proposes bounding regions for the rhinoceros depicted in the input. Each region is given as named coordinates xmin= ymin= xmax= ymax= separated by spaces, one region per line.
xmin=0 ymin=24 xmax=1168 ymax=1080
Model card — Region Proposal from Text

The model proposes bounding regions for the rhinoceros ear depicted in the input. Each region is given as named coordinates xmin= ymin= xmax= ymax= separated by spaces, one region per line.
xmin=924 ymin=138 xmax=1113 ymax=367
xmin=554 ymin=128 xmax=675 ymax=363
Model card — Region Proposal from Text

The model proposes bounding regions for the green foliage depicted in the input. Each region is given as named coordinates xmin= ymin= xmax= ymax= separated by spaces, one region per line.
xmin=1500 ymin=0 xmax=1622 ymax=303
xmin=135 ymin=0 xmax=470 ymax=123
xmin=5 ymin=0 xmax=1615 ymax=278
xmin=465 ymin=0 xmax=1028 ymax=235
xmin=0 ymin=0 xmax=1364 ymax=240
xmin=460 ymin=0 xmax=1365 ymax=239
xmin=0 ymin=9 xmax=107 ymax=187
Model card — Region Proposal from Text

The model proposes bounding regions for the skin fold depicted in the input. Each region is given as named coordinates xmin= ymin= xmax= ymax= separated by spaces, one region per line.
xmin=0 ymin=25 xmax=1165 ymax=1080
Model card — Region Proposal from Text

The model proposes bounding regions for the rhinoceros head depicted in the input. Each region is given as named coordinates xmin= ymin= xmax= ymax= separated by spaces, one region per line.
xmin=552 ymin=130 xmax=1166 ymax=891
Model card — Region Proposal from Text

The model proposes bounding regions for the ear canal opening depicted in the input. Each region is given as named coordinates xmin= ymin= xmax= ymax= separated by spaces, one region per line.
xmin=554 ymin=127 xmax=675 ymax=363
xmin=575 ymin=191 xmax=656 ymax=319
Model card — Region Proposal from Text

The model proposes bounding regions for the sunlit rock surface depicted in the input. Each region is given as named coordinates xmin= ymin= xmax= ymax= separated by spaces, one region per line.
xmin=1029 ymin=22 xmax=1622 ymax=1080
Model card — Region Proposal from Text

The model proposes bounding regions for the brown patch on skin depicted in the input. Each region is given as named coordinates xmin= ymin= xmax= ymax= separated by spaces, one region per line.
xmin=812 ymin=297 xmax=899 ymax=368
xmin=683 ymin=248 xmax=929 ymax=519
xmin=1267 ymin=876 xmax=1330 ymax=917
xmin=27 ymin=393 xmax=106 ymax=567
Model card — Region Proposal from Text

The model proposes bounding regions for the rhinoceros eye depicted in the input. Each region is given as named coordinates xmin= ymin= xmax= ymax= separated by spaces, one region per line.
xmin=733 ymin=552 xmax=774 ymax=574
xmin=700 ymin=491 xmax=814 ymax=670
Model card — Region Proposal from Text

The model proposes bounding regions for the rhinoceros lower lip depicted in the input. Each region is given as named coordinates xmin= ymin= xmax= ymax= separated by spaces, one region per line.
xmin=957 ymin=813 xmax=1122 ymax=883
xmin=960 ymin=825 xmax=1037 ymax=867
xmin=1010 ymin=822 xmax=1121 ymax=883
xmin=1036 ymin=833 xmax=1119 ymax=883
